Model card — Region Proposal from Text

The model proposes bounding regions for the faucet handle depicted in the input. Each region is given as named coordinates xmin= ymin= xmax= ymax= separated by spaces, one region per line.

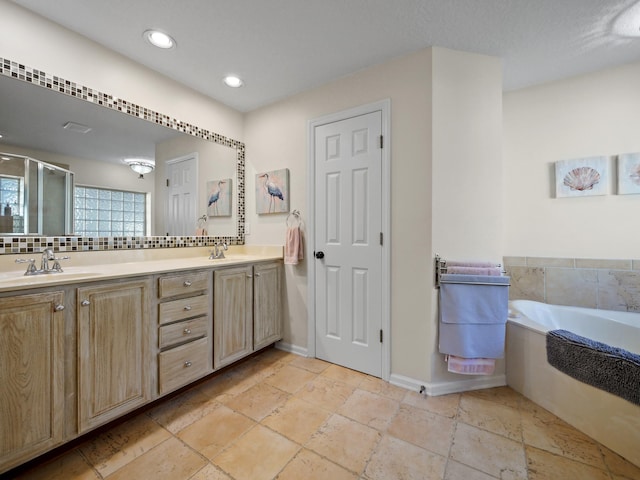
xmin=51 ymin=255 xmax=70 ymax=272
xmin=15 ymin=258 xmax=37 ymax=275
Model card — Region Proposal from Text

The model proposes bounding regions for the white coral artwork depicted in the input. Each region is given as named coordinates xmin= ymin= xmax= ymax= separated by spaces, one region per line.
xmin=617 ymin=153 xmax=640 ymax=195
xmin=555 ymin=156 xmax=608 ymax=198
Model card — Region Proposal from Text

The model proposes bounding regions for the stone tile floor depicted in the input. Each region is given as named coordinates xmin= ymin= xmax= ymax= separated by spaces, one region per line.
xmin=8 ymin=348 xmax=640 ymax=480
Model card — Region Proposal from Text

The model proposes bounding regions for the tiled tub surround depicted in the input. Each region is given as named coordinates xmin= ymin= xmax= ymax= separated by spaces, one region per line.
xmin=504 ymin=256 xmax=640 ymax=312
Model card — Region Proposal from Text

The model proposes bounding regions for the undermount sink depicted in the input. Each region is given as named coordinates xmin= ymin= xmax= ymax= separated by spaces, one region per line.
xmin=0 ymin=268 xmax=103 ymax=286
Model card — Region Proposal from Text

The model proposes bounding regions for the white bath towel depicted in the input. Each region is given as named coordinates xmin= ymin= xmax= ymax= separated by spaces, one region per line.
xmin=447 ymin=266 xmax=502 ymax=276
xmin=285 ymin=226 xmax=304 ymax=265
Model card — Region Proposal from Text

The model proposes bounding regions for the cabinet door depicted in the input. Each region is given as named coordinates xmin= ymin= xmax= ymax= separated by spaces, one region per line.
xmin=253 ymin=262 xmax=283 ymax=351
xmin=214 ymin=266 xmax=253 ymax=369
xmin=0 ymin=291 xmax=65 ymax=472
xmin=77 ymin=280 xmax=152 ymax=433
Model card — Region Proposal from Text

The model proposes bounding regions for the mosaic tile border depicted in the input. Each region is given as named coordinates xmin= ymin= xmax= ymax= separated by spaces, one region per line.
xmin=0 ymin=57 xmax=245 ymax=254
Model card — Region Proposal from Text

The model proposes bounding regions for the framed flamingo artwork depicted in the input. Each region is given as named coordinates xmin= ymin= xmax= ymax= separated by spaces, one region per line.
xmin=256 ymin=168 xmax=289 ymax=214
xmin=207 ymin=178 xmax=232 ymax=216
xmin=555 ymin=156 xmax=608 ymax=198
xmin=617 ymin=153 xmax=640 ymax=195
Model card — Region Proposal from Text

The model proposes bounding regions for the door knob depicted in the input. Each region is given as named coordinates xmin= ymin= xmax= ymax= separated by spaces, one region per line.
xmin=315 ymin=251 xmax=325 ymax=259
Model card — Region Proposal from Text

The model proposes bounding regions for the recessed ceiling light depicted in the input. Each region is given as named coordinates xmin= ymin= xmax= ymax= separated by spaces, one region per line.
xmin=143 ymin=29 xmax=176 ymax=49
xmin=223 ymin=75 xmax=244 ymax=88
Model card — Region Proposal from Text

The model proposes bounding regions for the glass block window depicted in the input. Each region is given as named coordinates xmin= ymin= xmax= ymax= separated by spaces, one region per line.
xmin=74 ymin=185 xmax=147 ymax=236
xmin=0 ymin=175 xmax=22 ymax=216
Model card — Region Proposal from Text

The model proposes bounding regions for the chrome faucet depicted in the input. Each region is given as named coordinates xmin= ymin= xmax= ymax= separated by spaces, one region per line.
xmin=209 ymin=242 xmax=228 ymax=259
xmin=15 ymin=249 xmax=70 ymax=275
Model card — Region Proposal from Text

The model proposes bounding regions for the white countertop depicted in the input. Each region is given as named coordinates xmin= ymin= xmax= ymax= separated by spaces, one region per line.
xmin=0 ymin=245 xmax=283 ymax=293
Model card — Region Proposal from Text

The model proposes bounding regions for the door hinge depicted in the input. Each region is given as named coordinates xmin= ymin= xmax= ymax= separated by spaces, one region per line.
xmin=379 ymin=329 xmax=383 ymax=343
xmin=379 ymin=232 xmax=383 ymax=246
xmin=166 ymin=178 xmax=170 ymax=187
xmin=379 ymin=135 xmax=383 ymax=149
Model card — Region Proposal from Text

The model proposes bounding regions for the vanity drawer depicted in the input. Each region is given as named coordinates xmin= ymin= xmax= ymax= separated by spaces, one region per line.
xmin=158 ymin=337 xmax=211 ymax=395
xmin=159 ymin=294 xmax=209 ymax=325
xmin=158 ymin=271 xmax=209 ymax=298
xmin=159 ymin=317 xmax=208 ymax=349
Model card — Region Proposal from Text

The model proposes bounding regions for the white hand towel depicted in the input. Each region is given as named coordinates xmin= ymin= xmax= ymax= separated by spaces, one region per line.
xmin=285 ymin=226 xmax=304 ymax=265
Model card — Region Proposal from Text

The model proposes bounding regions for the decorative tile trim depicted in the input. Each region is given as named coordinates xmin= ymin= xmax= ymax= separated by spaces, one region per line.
xmin=0 ymin=57 xmax=245 ymax=253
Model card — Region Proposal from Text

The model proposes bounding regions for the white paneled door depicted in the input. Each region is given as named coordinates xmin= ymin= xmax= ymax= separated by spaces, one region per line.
xmin=166 ymin=155 xmax=197 ymax=236
xmin=314 ymin=111 xmax=383 ymax=377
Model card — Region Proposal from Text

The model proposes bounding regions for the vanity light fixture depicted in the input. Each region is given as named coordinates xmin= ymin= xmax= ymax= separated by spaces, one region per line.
xmin=223 ymin=75 xmax=244 ymax=88
xmin=124 ymin=158 xmax=155 ymax=178
xmin=143 ymin=29 xmax=176 ymax=49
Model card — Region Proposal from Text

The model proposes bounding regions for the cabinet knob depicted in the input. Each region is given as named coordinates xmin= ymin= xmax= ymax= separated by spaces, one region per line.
xmin=184 ymin=361 xmax=192 ymax=368
xmin=183 ymin=280 xmax=192 ymax=287
xmin=183 ymin=328 xmax=192 ymax=335
xmin=81 ymin=300 xmax=90 ymax=306
xmin=246 ymin=274 xmax=253 ymax=278
xmin=184 ymin=305 xmax=192 ymax=311
xmin=255 ymin=272 xmax=261 ymax=277
xmin=54 ymin=304 xmax=65 ymax=311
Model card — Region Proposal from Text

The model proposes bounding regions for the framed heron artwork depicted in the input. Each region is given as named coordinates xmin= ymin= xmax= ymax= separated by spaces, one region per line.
xmin=256 ymin=168 xmax=290 ymax=214
xmin=207 ymin=178 xmax=232 ymax=216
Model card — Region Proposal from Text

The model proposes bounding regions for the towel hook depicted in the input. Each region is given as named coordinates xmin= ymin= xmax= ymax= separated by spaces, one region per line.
xmin=197 ymin=214 xmax=207 ymax=227
xmin=286 ymin=209 xmax=302 ymax=227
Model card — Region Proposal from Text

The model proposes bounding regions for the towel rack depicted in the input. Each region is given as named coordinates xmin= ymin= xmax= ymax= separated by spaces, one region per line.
xmin=286 ymin=209 xmax=302 ymax=227
xmin=435 ymin=254 xmax=507 ymax=288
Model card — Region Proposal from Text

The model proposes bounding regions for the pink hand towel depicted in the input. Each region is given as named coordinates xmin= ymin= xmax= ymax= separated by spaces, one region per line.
xmin=285 ymin=226 xmax=304 ymax=265
xmin=447 ymin=266 xmax=502 ymax=276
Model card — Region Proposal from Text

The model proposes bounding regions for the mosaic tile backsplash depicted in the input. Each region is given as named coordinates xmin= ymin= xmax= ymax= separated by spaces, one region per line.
xmin=504 ymin=256 xmax=640 ymax=312
xmin=0 ymin=57 xmax=245 ymax=254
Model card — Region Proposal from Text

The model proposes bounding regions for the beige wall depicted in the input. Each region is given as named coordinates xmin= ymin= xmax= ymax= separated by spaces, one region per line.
xmin=0 ymin=0 xmax=243 ymax=143
xmin=430 ymin=49 xmax=504 ymax=386
xmin=245 ymin=47 xmax=504 ymax=387
xmin=245 ymin=48 xmax=434 ymax=380
xmin=503 ymin=62 xmax=640 ymax=259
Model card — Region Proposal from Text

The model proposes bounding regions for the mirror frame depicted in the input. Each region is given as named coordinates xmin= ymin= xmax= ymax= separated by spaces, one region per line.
xmin=0 ymin=57 xmax=245 ymax=255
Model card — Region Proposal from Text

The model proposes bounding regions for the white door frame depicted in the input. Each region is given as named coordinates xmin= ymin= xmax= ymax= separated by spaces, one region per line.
xmin=306 ymin=99 xmax=391 ymax=381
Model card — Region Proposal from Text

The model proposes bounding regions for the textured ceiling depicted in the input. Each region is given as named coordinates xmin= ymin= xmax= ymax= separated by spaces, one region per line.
xmin=10 ymin=0 xmax=640 ymax=112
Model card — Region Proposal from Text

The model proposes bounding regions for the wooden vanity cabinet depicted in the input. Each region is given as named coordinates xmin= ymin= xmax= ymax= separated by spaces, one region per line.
xmin=0 ymin=291 xmax=65 ymax=472
xmin=253 ymin=261 xmax=283 ymax=351
xmin=214 ymin=261 xmax=283 ymax=369
xmin=157 ymin=270 xmax=213 ymax=395
xmin=77 ymin=279 xmax=153 ymax=433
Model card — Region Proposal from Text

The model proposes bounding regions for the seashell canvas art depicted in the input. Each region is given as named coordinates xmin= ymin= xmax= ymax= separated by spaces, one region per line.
xmin=555 ymin=156 xmax=608 ymax=198
xmin=617 ymin=153 xmax=640 ymax=195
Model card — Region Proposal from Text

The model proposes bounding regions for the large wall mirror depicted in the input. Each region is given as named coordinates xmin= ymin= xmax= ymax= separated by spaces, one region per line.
xmin=0 ymin=57 xmax=244 ymax=254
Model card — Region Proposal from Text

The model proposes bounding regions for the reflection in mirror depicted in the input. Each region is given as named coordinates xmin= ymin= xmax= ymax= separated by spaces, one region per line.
xmin=0 ymin=57 xmax=244 ymax=249
xmin=0 ymin=152 xmax=74 ymax=235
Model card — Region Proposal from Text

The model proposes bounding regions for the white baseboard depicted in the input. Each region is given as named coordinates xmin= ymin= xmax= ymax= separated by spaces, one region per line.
xmin=390 ymin=373 xmax=507 ymax=396
xmin=275 ymin=341 xmax=308 ymax=357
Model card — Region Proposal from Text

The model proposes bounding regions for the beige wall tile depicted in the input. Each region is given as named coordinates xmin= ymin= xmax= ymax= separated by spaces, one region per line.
xmin=526 ymin=257 xmax=574 ymax=268
xmin=545 ymin=267 xmax=597 ymax=308
xmin=597 ymin=270 xmax=640 ymax=312
xmin=506 ymin=266 xmax=545 ymax=302
xmin=503 ymin=256 xmax=527 ymax=267
xmin=575 ymin=258 xmax=632 ymax=270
